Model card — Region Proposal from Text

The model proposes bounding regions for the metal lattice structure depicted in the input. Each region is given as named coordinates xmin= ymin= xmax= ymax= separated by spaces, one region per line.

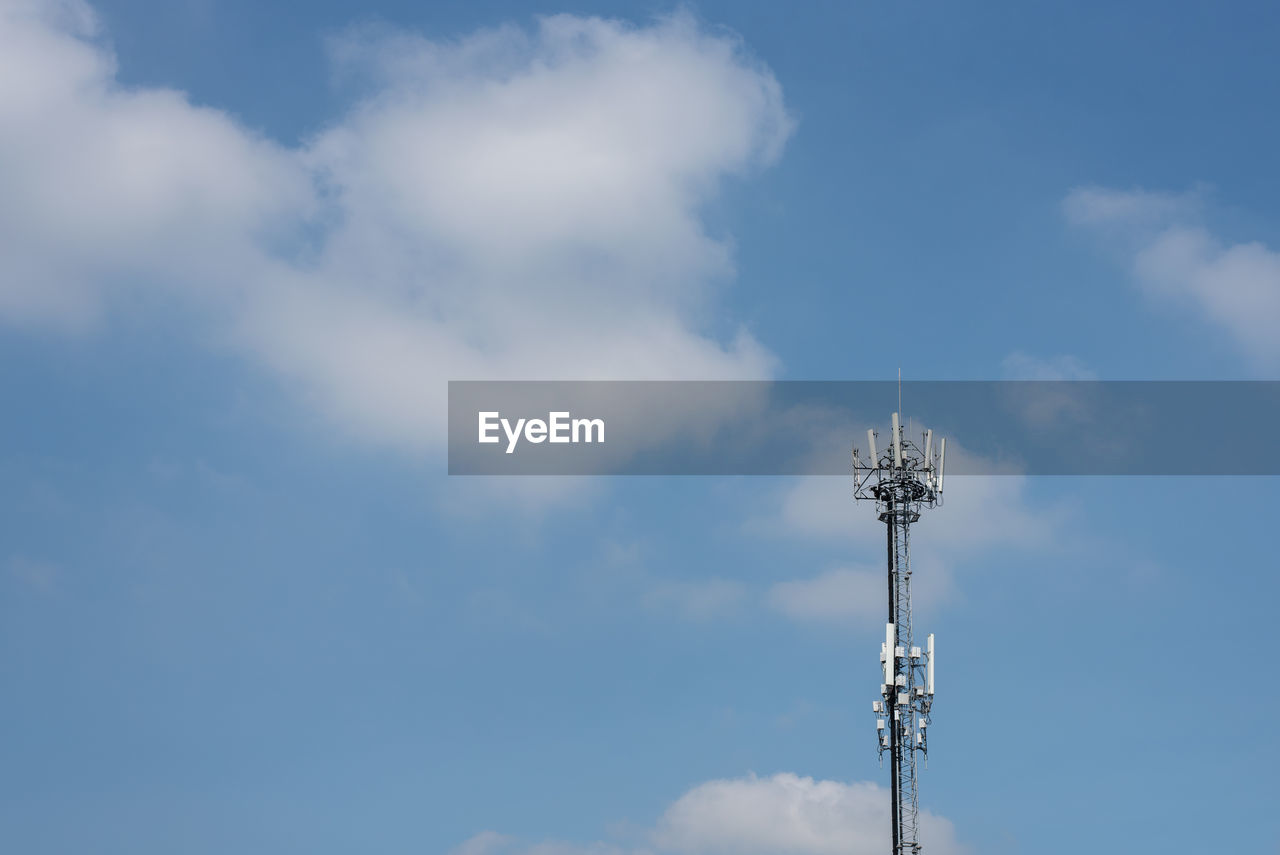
xmin=853 ymin=414 xmax=944 ymax=855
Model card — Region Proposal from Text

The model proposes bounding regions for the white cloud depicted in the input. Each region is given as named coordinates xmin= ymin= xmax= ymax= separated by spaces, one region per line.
xmin=0 ymin=0 xmax=313 ymax=327
xmin=766 ymin=442 xmax=1063 ymax=627
xmin=1132 ymin=226 xmax=1280 ymax=365
xmin=522 ymin=844 xmax=639 ymax=855
xmin=998 ymin=352 xmax=1105 ymax=430
xmin=777 ymin=467 xmax=1056 ymax=554
xmin=1064 ymin=185 xmax=1280 ymax=368
xmin=454 ymin=773 xmax=964 ymax=855
xmin=765 ymin=555 xmax=956 ymax=629
xmin=0 ymin=1 xmax=792 ymax=451
xmin=767 ymin=566 xmax=885 ymax=624
xmin=1000 ymin=351 xmax=1096 ymax=381
xmin=452 ymin=839 xmax=643 ymax=855
xmin=449 ymin=832 xmax=516 ymax=855
xmin=644 ymin=577 xmax=749 ymax=620
xmin=6 ymin=555 xmax=60 ymax=593
xmin=656 ymin=773 xmax=963 ymax=855
xmin=1062 ymin=184 xmax=1199 ymax=228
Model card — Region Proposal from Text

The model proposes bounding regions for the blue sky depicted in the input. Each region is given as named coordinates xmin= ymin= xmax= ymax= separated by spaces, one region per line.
xmin=1 ymin=1 xmax=1278 ymax=853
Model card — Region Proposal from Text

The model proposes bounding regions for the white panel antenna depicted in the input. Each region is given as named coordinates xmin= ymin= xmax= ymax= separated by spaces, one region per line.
xmin=891 ymin=412 xmax=903 ymax=469
xmin=938 ymin=437 xmax=946 ymax=493
xmin=926 ymin=634 xmax=935 ymax=696
xmin=867 ymin=429 xmax=878 ymax=468
xmin=884 ymin=622 xmax=895 ymax=685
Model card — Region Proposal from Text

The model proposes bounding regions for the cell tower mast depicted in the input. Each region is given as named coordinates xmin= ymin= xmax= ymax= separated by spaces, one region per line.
xmin=853 ymin=414 xmax=945 ymax=855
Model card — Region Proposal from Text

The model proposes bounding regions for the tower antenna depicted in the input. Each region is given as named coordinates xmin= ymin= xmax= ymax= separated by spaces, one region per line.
xmin=853 ymin=414 xmax=944 ymax=855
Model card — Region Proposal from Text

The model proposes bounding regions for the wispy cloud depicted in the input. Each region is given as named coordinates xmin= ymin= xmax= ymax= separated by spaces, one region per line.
xmin=6 ymin=555 xmax=60 ymax=593
xmin=1062 ymin=184 xmax=1202 ymax=229
xmin=643 ymin=577 xmax=749 ymax=621
xmin=767 ymin=565 xmax=885 ymax=624
xmin=764 ymin=441 xmax=1066 ymax=627
xmin=1000 ymin=352 xmax=1096 ymax=381
xmin=1065 ymin=185 xmax=1280 ymax=369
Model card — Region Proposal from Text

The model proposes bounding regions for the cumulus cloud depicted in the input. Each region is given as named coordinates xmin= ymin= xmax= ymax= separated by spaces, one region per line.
xmin=657 ymin=773 xmax=962 ymax=855
xmin=454 ymin=773 xmax=964 ymax=855
xmin=0 ymin=0 xmax=312 ymax=327
xmin=1064 ymin=185 xmax=1280 ymax=369
xmin=0 ymin=0 xmax=792 ymax=451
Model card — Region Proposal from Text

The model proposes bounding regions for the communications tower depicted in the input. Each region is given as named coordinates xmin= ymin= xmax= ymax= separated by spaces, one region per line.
xmin=853 ymin=413 xmax=945 ymax=855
